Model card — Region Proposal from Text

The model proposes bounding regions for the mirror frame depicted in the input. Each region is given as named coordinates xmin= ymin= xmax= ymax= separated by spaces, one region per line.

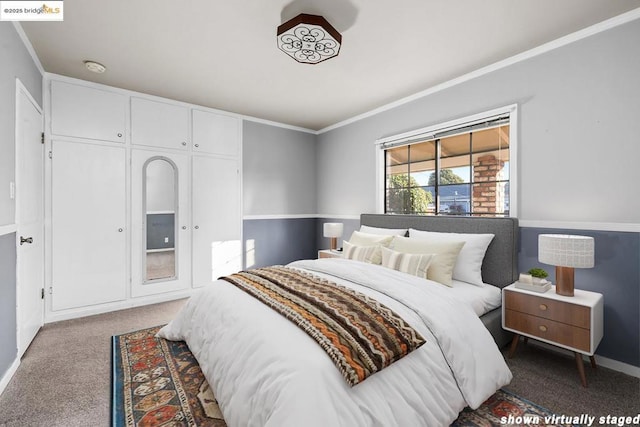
xmin=142 ymin=156 xmax=179 ymax=284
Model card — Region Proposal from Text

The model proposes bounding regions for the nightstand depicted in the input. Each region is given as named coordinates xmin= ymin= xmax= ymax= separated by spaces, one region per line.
xmin=502 ymin=283 xmax=603 ymax=387
xmin=318 ymin=249 xmax=343 ymax=259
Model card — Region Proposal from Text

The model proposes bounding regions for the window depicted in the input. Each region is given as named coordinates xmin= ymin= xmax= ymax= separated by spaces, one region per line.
xmin=378 ymin=106 xmax=516 ymax=217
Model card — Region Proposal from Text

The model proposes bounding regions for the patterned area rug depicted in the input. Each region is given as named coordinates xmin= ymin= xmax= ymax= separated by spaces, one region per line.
xmin=112 ymin=326 xmax=573 ymax=427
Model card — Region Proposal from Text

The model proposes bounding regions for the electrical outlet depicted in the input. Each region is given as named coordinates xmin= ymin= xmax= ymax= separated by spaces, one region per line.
xmin=164 ymin=237 xmax=169 ymax=243
xmin=9 ymin=182 xmax=15 ymax=200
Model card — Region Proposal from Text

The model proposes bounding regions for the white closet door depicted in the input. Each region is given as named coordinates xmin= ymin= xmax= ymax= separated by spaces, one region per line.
xmin=192 ymin=109 xmax=240 ymax=156
xmin=192 ymin=155 xmax=241 ymax=287
xmin=51 ymin=141 xmax=127 ymax=311
xmin=50 ymin=80 xmax=127 ymax=143
xmin=131 ymin=97 xmax=190 ymax=151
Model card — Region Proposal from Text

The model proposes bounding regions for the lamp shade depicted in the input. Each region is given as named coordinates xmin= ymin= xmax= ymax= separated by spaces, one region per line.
xmin=323 ymin=223 xmax=343 ymax=238
xmin=538 ymin=234 xmax=594 ymax=268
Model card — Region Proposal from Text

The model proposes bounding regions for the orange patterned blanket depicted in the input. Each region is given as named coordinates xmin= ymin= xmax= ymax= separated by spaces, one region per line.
xmin=220 ymin=266 xmax=425 ymax=386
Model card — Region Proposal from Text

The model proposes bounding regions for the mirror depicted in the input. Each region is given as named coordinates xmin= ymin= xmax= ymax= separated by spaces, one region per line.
xmin=144 ymin=157 xmax=177 ymax=283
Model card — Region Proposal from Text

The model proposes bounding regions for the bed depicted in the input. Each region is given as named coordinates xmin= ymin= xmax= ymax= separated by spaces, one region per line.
xmin=158 ymin=214 xmax=519 ymax=427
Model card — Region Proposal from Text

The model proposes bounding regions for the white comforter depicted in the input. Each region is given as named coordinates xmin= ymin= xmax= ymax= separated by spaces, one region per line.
xmin=158 ymin=259 xmax=512 ymax=427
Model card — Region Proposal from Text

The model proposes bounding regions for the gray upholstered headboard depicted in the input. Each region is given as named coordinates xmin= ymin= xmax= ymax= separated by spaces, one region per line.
xmin=360 ymin=214 xmax=519 ymax=288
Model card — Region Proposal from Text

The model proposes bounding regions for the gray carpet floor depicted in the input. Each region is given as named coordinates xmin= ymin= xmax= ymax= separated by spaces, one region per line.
xmin=0 ymin=299 xmax=638 ymax=427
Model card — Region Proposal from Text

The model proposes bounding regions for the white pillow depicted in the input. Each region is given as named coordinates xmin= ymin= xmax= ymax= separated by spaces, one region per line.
xmin=389 ymin=236 xmax=464 ymax=287
xmin=347 ymin=230 xmax=394 ymax=247
xmin=408 ymin=229 xmax=494 ymax=286
xmin=359 ymin=225 xmax=407 ymax=236
xmin=343 ymin=241 xmax=382 ymax=265
xmin=381 ymin=247 xmax=434 ymax=280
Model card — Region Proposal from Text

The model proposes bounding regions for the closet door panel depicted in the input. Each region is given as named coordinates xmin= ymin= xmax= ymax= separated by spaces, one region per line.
xmin=50 ymin=80 xmax=127 ymax=143
xmin=192 ymin=156 xmax=241 ymax=287
xmin=131 ymin=97 xmax=190 ymax=150
xmin=192 ymin=109 xmax=240 ymax=156
xmin=51 ymin=141 xmax=127 ymax=311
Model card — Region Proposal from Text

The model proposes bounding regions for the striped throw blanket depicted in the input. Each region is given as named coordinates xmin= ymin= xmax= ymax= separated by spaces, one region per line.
xmin=220 ymin=266 xmax=425 ymax=386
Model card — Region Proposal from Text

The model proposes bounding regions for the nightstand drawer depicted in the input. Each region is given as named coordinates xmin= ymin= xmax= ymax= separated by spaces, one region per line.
xmin=504 ymin=309 xmax=591 ymax=352
xmin=504 ymin=290 xmax=590 ymax=329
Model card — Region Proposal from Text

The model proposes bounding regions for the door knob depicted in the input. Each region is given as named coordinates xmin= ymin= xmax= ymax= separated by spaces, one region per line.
xmin=20 ymin=236 xmax=33 ymax=245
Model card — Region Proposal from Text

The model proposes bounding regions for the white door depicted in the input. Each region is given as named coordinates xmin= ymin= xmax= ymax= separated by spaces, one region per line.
xmin=192 ymin=155 xmax=241 ymax=287
xmin=192 ymin=109 xmax=240 ymax=156
xmin=51 ymin=140 xmax=127 ymax=311
xmin=131 ymin=97 xmax=190 ymax=151
xmin=50 ymin=80 xmax=127 ymax=143
xmin=15 ymin=81 xmax=44 ymax=357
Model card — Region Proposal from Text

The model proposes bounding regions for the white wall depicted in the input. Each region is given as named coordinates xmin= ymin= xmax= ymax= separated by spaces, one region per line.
xmin=317 ymin=18 xmax=640 ymax=226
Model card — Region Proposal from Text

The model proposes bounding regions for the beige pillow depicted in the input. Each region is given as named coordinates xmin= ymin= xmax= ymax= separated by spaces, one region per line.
xmin=409 ymin=229 xmax=494 ymax=286
xmin=343 ymin=241 xmax=382 ymax=264
xmin=381 ymin=247 xmax=434 ymax=279
xmin=348 ymin=230 xmax=394 ymax=247
xmin=390 ymin=235 xmax=465 ymax=287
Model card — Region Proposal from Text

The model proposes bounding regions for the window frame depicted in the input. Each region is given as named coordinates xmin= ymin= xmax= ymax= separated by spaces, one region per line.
xmin=375 ymin=104 xmax=518 ymax=217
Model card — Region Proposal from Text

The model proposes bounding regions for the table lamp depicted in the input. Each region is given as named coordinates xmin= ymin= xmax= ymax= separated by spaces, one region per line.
xmin=538 ymin=234 xmax=594 ymax=296
xmin=323 ymin=223 xmax=343 ymax=251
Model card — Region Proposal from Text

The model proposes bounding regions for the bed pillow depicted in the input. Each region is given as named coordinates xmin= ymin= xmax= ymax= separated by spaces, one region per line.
xmin=347 ymin=230 xmax=394 ymax=247
xmin=359 ymin=225 xmax=407 ymax=236
xmin=408 ymin=229 xmax=494 ymax=286
xmin=343 ymin=241 xmax=383 ymax=265
xmin=381 ymin=247 xmax=434 ymax=280
xmin=389 ymin=235 xmax=464 ymax=287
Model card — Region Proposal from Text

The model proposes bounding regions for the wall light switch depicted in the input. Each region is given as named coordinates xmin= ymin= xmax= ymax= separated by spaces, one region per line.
xmin=9 ymin=182 xmax=15 ymax=200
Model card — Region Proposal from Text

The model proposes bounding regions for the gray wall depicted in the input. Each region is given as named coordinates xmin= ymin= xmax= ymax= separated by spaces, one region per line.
xmin=0 ymin=22 xmax=42 ymax=388
xmin=316 ymin=20 xmax=640 ymax=367
xmin=0 ymin=23 xmax=43 ymax=226
xmin=0 ymin=234 xmax=17 ymax=379
xmin=243 ymin=218 xmax=317 ymax=269
xmin=317 ymin=19 xmax=640 ymax=223
xmin=242 ymin=121 xmax=318 ymax=270
xmin=243 ymin=121 xmax=317 ymax=216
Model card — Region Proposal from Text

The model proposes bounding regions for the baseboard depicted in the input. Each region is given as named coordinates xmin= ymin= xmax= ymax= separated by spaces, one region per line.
xmin=594 ymin=354 xmax=640 ymax=378
xmin=45 ymin=289 xmax=195 ymax=323
xmin=0 ymin=357 xmax=20 ymax=397
xmin=527 ymin=341 xmax=640 ymax=378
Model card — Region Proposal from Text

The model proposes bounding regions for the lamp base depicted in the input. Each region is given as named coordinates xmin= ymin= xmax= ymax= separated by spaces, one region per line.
xmin=555 ymin=266 xmax=575 ymax=297
xmin=329 ymin=237 xmax=337 ymax=251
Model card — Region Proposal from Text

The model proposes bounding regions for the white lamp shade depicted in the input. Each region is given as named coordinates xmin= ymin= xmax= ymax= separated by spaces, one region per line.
xmin=538 ymin=234 xmax=594 ymax=268
xmin=323 ymin=222 xmax=344 ymax=238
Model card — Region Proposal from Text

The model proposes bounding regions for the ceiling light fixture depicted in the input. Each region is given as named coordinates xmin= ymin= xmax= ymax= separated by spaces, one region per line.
xmin=83 ymin=60 xmax=106 ymax=73
xmin=277 ymin=13 xmax=341 ymax=64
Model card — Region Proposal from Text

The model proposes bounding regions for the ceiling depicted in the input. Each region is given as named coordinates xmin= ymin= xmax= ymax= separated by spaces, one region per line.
xmin=21 ymin=1 xmax=639 ymax=131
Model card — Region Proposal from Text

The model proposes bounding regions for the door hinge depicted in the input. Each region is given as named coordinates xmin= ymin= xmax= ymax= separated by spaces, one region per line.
xmin=49 ymin=286 xmax=53 ymax=294
xmin=41 ymin=132 xmax=45 ymax=144
xmin=41 ymin=288 xmax=44 ymax=299
xmin=48 ymin=150 xmax=52 ymax=159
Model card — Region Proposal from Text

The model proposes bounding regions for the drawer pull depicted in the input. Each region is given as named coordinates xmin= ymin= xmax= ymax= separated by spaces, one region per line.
xmin=539 ymin=325 xmax=548 ymax=332
xmin=539 ymin=304 xmax=548 ymax=311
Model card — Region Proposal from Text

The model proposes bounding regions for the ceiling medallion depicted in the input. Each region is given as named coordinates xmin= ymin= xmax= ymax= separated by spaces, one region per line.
xmin=277 ymin=14 xmax=342 ymax=64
